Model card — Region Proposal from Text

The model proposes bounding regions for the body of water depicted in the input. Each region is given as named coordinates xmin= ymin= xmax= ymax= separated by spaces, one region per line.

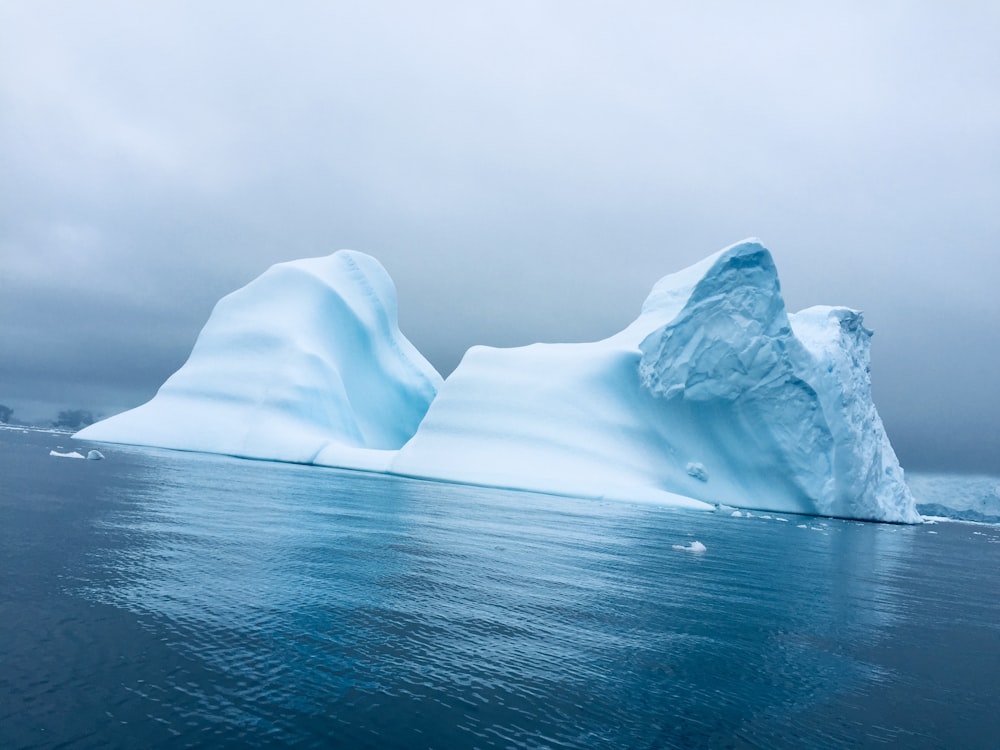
xmin=1 ymin=427 xmax=998 ymax=748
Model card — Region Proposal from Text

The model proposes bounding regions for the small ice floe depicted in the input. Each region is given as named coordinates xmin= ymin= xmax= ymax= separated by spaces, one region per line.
xmin=775 ymin=517 xmax=789 ymax=522
xmin=797 ymin=524 xmax=808 ymax=529
xmin=685 ymin=462 xmax=709 ymax=482
xmin=50 ymin=450 xmax=85 ymax=459
xmin=672 ymin=540 xmax=707 ymax=553
xmin=86 ymin=450 xmax=104 ymax=460
xmin=760 ymin=515 xmax=772 ymax=520
xmin=926 ymin=530 xmax=938 ymax=534
xmin=731 ymin=510 xmax=744 ymax=517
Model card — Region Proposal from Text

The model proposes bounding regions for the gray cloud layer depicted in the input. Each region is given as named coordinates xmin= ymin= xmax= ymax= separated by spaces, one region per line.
xmin=1 ymin=2 xmax=997 ymax=472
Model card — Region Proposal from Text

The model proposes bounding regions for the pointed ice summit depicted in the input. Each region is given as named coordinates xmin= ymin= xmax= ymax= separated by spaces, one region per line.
xmin=77 ymin=240 xmax=919 ymax=523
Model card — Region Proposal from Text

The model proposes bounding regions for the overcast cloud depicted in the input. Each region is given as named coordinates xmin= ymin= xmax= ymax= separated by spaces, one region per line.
xmin=1 ymin=2 xmax=997 ymax=472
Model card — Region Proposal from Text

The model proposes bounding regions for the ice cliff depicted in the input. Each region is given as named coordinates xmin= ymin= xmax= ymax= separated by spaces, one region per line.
xmin=76 ymin=240 xmax=920 ymax=523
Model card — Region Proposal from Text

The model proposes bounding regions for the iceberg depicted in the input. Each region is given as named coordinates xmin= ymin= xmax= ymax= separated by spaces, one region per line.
xmin=390 ymin=240 xmax=918 ymax=523
xmin=76 ymin=239 xmax=919 ymax=523
xmin=50 ymin=450 xmax=86 ymax=459
xmin=76 ymin=251 xmax=442 ymax=468
xmin=906 ymin=473 xmax=1000 ymax=524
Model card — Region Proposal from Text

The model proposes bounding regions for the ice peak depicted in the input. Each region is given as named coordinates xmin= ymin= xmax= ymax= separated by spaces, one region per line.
xmin=791 ymin=306 xmax=873 ymax=358
xmin=633 ymin=240 xmax=917 ymax=522
xmin=265 ymin=250 xmax=402 ymax=329
xmin=639 ymin=238 xmax=774 ymax=324
xmin=76 ymin=249 xmax=442 ymax=463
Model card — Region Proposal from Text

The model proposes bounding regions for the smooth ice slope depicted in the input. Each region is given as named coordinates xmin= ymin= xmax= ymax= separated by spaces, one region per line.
xmin=76 ymin=251 xmax=442 ymax=467
xmin=391 ymin=240 xmax=919 ymax=522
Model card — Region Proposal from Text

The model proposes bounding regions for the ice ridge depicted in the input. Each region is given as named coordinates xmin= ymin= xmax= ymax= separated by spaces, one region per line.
xmin=75 ymin=251 xmax=442 ymax=466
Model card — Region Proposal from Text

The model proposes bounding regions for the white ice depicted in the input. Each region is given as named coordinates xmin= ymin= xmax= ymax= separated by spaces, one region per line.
xmin=76 ymin=251 xmax=442 ymax=467
xmin=50 ymin=450 xmax=85 ymax=459
xmin=906 ymin=473 xmax=1000 ymax=524
xmin=672 ymin=540 xmax=707 ymax=553
xmin=686 ymin=462 xmax=709 ymax=482
xmin=76 ymin=240 xmax=920 ymax=523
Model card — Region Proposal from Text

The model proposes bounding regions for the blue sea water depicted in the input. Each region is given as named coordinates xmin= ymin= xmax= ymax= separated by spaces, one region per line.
xmin=1 ymin=427 xmax=998 ymax=749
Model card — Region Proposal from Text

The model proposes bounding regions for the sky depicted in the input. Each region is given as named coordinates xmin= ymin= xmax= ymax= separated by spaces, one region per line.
xmin=1 ymin=2 xmax=997 ymax=473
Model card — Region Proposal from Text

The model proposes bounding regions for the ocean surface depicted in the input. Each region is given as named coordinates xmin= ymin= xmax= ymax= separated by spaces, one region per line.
xmin=2 ymin=427 xmax=998 ymax=749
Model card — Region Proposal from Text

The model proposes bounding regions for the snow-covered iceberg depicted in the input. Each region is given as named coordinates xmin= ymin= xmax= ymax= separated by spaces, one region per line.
xmin=76 ymin=240 xmax=919 ymax=523
xmin=390 ymin=240 xmax=918 ymax=523
xmin=76 ymin=251 xmax=442 ymax=468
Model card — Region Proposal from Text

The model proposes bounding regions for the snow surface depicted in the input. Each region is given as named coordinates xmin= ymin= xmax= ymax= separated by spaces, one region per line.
xmin=76 ymin=251 xmax=442 ymax=465
xmin=76 ymin=240 xmax=920 ymax=523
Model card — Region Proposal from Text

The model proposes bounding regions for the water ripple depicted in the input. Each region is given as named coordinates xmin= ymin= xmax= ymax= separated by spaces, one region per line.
xmin=3 ymin=432 xmax=998 ymax=749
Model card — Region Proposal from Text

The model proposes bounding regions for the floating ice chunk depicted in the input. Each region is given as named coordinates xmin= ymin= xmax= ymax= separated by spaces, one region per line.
xmin=672 ymin=540 xmax=707 ymax=553
xmin=731 ymin=510 xmax=744 ymax=517
xmin=50 ymin=450 xmax=85 ymax=459
xmin=86 ymin=450 xmax=104 ymax=460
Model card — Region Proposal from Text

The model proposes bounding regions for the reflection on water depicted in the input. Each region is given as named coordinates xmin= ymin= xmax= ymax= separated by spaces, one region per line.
xmin=3 ymin=430 xmax=999 ymax=749
xmin=80 ymin=449 xmax=918 ymax=747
